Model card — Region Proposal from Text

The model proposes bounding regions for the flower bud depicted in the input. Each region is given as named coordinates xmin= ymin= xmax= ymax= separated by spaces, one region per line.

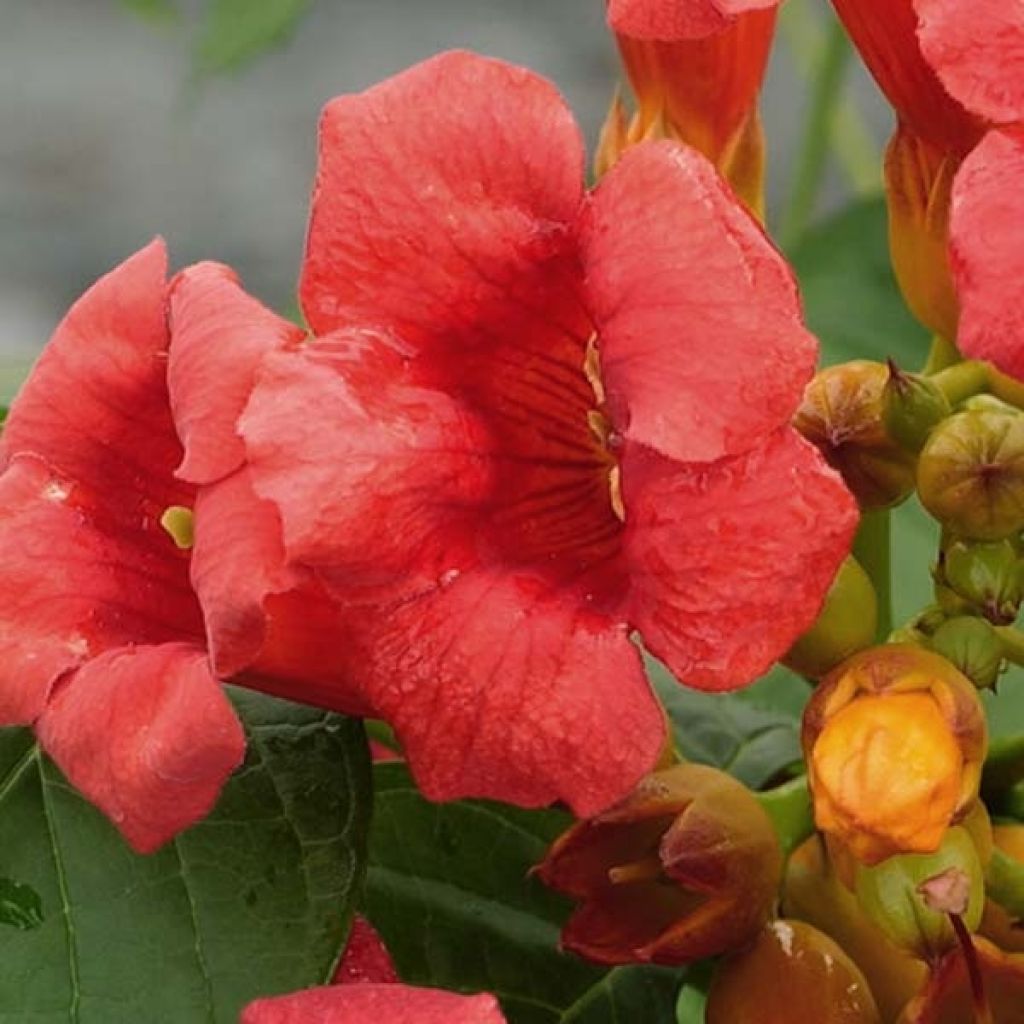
xmin=784 ymin=556 xmax=878 ymax=679
xmin=928 ymin=616 xmax=1004 ymax=690
xmin=917 ymin=408 xmax=1024 ymax=540
xmin=536 ymin=763 xmax=782 ymax=965
xmin=803 ymin=645 xmax=988 ymax=864
xmin=783 ymin=837 xmax=927 ymax=1022
xmin=980 ymin=824 xmax=1024 ymax=953
xmin=883 ymin=362 xmax=951 ymax=453
xmin=943 ymin=538 xmax=1024 ymax=624
xmin=854 ymin=827 xmax=985 ymax=962
xmin=706 ymin=919 xmax=881 ymax=1023
xmin=897 ymin=937 xmax=1024 ymax=1023
xmin=794 ymin=361 xmax=917 ymax=509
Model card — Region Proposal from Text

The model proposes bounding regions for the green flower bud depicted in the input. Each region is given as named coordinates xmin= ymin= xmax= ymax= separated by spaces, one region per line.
xmin=784 ymin=556 xmax=878 ymax=679
xmin=854 ymin=827 xmax=985 ymax=961
xmin=883 ymin=361 xmax=951 ymax=453
xmin=943 ymin=539 xmax=1024 ymax=624
xmin=795 ymin=361 xmax=917 ymax=509
xmin=917 ymin=409 xmax=1024 ymax=540
xmin=928 ymin=616 xmax=1004 ymax=690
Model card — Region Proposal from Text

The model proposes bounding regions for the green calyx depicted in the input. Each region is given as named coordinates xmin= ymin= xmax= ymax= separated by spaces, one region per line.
xmin=883 ymin=360 xmax=951 ymax=453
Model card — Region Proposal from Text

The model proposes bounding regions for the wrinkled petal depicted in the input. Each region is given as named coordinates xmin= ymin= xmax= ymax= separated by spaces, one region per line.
xmin=608 ymin=0 xmax=780 ymax=40
xmin=299 ymin=50 xmax=585 ymax=343
xmin=240 ymin=328 xmax=493 ymax=600
xmin=168 ymin=262 xmax=306 ymax=485
xmin=191 ymin=468 xmax=369 ymax=714
xmin=362 ymin=569 xmax=664 ymax=817
xmin=624 ymin=428 xmax=857 ymax=690
xmin=582 ymin=141 xmax=816 ymax=463
xmin=0 ymin=454 xmax=202 ymax=724
xmin=242 ymin=984 xmax=506 ymax=1024
xmin=36 ymin=643 xmax=244 ymax=853
xmin=1 ymin=239 xmax=185 ymax=497
xmin=915 ymin=0 xmax=1024 ymax=125
xmin=949 ymin=128 xmax=1024 ymax=379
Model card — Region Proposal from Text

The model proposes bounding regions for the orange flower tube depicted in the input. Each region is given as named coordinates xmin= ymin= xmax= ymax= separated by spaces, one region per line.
xmin=602 ymin=0 xmax=783 ymax=216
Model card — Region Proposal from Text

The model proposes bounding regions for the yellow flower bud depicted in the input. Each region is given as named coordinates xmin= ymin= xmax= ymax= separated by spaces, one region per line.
xmin=706 ymin=919 xmax=881 ymax=1023
xmin=803 ymin=645 xmax=988 ymax=864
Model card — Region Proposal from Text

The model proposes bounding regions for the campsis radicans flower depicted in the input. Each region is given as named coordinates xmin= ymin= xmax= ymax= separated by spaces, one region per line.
xmin=0 ymin=240 xmax=358 ymax=853
xmin=535 ymin=763 xmax=783 ymax=964
xmin=601 ymin=0 xmax=781 ymax=214
xmin=168 ymin=50 xmax=857 ymax=819
xmin=803 ymin=645 xmax=988 ymax=865
xmin=241 ymin=984 xmax=506 ymax=1024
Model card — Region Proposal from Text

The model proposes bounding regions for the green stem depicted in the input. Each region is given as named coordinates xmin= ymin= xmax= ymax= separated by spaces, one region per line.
xmin=754 ymin=775 xmax=815 ymax=856
xmin=931 ymin=359 xmax=1024 ymax=410
xmin=779 ymin=15 xmax=853 ymax=248
xmin=995 ymin=626 xmax=1024 ymax=667
xmin=853 ymin=509 xmax=892 ymax=640
xmin=923 ymin=334 xmax=963 ymax=375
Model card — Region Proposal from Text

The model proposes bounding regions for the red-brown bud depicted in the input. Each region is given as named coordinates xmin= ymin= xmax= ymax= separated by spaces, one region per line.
xmin=536 ymin=763 xmax=781 ymax=965
xmin=706 ymin=919 xmax=881 ymax=1023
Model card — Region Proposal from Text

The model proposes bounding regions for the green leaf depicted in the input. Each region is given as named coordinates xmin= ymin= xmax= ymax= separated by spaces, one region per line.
xmin=651 ymin=662 xmax=805 ymax=789
xmin=0 ymin=879 xmax=43 ymax=931
xmin=362 ymin=763 xmax=680 ymax=1024
xmin=194 ymin=0 xmax=313 ymax=76
xmin=789 ymin=196 xmax=930 ymax=368
xmin=0 ymin=690 xmax=371 ymax=1023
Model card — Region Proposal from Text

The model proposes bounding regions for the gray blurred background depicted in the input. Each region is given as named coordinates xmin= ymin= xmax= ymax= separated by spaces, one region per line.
xmin=0 ymin=0 xmax=893 ymax=393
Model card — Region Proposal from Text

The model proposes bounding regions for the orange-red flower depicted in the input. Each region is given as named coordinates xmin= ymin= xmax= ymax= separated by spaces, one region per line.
xmin=0 ymin=241 xmax=358 ymax=853
xmin=169 ymin=51 xmax=857 ymax=818
xmin=602 ymin=0 xmax=781 ymax=214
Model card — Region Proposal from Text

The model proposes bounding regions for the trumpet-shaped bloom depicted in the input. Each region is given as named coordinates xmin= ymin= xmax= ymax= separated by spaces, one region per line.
xmin=170 ymin=51 xmax=857 ymax=818
xmin=603 ymin=0 xmax=781 ymax=214
xmin=242 ymin=984 xmax=506 ymax=1024
xmin=0 ymin=240 xmax=359 ymax=853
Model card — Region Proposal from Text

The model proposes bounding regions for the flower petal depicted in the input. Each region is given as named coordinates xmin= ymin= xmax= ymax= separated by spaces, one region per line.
xmin=915 ymin=0 xmax=1024 ymax=125
xmin=299 ymin=50 xmax=585 ymax=341
xmin=168 ymin=262 xmax=306 ymax=485
xmin=191 ymin=468 xmax=370 ymax=714
xmin=35 ymin=642 xmax=244 ymax=853
xmin=361 ymin=569 xmax=665 ymax=817
xmin=242 ymin=984 xmax=506 ymax=1024
xmin=331 ymin=916 xmax=398 ymax=985
xmin=240 ymin=328 xmax=493 ymax=601
xmin=0 ymin=454 xmax=203 ymax=724
xmin=2 ymin=239 xmax=184 ymax=499
xmin=608 ymin=0 xmax=779 ymax=40
xmin=624 ymin=428 xmax=857 ymax=690
xmin=949 ymin=128 xmax=1024 ymax=379
xmin=582 ymin=140 xmax=817 ymax=463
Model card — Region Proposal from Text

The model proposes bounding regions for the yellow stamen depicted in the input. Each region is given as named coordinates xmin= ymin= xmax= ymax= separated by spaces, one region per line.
xmin=608 ymin=855 xmax=664 ymax=885
xmin=609 ymin=464 xmax=626 ymax=523
xmin=160 ymin=505 xmax=195 ymax=550
xmin=583 ymin=334 xmax=606 ymax=406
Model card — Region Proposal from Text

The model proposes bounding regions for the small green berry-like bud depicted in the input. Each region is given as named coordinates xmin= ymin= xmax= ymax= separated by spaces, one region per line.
xmin=854 ymin=827 xmax=985 ymax=961
xmin=943 ymin=539 xmax=1024 ymax=624
xmin=929 ymin=616 xmax=1004 ymax=690
xmin=917 ymin=409 xmax=1024 ymax=540
xmin=784 ymin=556 xmax=878 ymax=679
xmin=882 ymin=361 xmax=951 ymax=452
xmin=795 ymin=361 xmax=917 ymax=509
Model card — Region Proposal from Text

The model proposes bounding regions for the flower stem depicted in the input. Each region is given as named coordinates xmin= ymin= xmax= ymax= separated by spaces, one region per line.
xmin=949 ymin=913 xmax=993 ymax=1024
xmin=923 ymin=333 xmax=962 ymax=375
xmin=995 ymin=625 xmax=1024 ymax=666
xmin=778 ymin=12 xmax=854 ymax=248
xmin=931 ymin=359 xmax=1024 ymax=410
xmin=754 ymin=775 xmax=814 ymax=856
xmin=853 ymin=509 xmax=891 ymax=640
